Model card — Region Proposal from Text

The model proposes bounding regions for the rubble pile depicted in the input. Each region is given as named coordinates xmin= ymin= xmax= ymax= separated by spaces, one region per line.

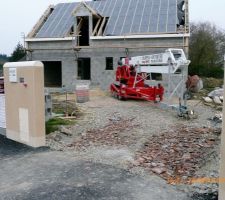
xmin=203 ymin=88 xmax=224 ymax=107
xmin=68 ymin=118 xmax=139 ymax=149
xmin=134 ymin=126 xmax=220 ymax=183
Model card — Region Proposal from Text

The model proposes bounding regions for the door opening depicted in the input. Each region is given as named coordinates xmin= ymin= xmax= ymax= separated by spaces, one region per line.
xmin=42 ymin=61 xmax=62 ymax=87
xmin=77 ymin=58 xmax=91 ymax=80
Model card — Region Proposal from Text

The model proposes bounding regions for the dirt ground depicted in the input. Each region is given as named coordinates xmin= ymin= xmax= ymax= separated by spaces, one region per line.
xmin=46 ymin=90 xmax=221 ymax=199
xmin=0 ymin=88 xmax=220 ymax=200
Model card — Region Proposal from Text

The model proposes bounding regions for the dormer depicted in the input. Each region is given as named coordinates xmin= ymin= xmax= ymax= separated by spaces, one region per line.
xmin=72 ymin=2 xmax=108 ymax=46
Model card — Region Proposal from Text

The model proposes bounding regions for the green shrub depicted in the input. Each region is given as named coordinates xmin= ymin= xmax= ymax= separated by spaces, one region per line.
xmin=45 ymin=118 xmax=74 ymax=134
xmin=206 ymin=67 xmax=224 ymax=78
xmin=189 ymin=65 xmax=224 ymax=79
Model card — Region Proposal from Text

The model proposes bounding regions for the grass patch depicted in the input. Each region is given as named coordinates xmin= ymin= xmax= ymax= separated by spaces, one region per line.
xmin=45 ymin=118 xmax=75 ymax=135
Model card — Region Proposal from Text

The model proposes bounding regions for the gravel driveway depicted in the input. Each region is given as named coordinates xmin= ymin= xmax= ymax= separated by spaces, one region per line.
xmin=47 ymin=95 xmax=220 ymax=199
xmin=0 ymin=94 xmax=220 ymax=199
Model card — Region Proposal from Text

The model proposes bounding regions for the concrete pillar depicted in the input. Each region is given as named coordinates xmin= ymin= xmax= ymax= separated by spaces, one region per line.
xmin=3 ymin=61 xmax=45 ymax=147
xmin=219 ymin=55 xmax=225 ymax=199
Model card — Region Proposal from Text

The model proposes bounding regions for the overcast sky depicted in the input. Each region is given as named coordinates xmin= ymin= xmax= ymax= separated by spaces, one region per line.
xmin=0 ymin=0 xmax=225 ymax=55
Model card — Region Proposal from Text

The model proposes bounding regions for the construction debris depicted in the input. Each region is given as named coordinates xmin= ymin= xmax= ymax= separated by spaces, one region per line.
xmin=60 ymin=126 xmax=73 ymax=136
xmin=208 ymin=88 xmax=223 ymax=98
xmin=202 ymin=88 xmax=224 ymax=107
xmin=208 ymin=112 xmax=223 ymax=125
xmin=133 ymin=125 xmax=220 ymax=184
xmin=67 ymin=118 xmax=139 ymax=149
xmin=213 ymin=96 xmax=222 ymax=105
xmin=213 ymin=113 xmax=223 ymax=122
xmin=186 ymin=75 xmax=203 ymax=93
xmin=202 ymin=97 xmax=213 ymax=103
xmin=202 ymin=96 xmax=223 ymax=106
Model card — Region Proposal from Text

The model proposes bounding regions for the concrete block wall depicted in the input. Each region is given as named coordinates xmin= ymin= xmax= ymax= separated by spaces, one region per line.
xmin=91 ymin=56 xmax=116 ymax=90
xmin=62 ymin=60 xmax=77 ymax=90
xmin=90 ymin=37 xmax=185 ymax=49
xmin=27 ymin=36 xmax=187 ymax=91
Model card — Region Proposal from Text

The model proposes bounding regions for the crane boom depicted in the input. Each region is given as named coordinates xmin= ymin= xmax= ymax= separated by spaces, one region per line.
xmin=122 ymin=48 xmax=190 ymax=74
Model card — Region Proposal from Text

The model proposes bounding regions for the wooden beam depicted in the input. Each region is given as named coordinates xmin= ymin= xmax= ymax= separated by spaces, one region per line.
xmin=97 ymin=17 xmax=106 ymax=36
xmin=76 ymin=18 xmax=83 ymax=35
xmin=27 ymin=5 xmax=54 ymax=38
xmin=92 ymin=18 xmax=102 ymax=36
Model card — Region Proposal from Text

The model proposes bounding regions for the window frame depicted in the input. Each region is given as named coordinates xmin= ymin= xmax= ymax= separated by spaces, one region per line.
xmin=105 ymin=57 xmax=114 ymax=70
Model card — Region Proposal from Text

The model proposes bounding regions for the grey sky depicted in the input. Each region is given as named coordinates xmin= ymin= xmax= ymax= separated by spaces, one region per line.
xmin=0 ymin=0 xmax=225 ymax=55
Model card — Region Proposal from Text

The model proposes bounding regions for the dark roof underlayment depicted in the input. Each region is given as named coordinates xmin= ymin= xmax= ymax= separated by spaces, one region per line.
xmin=35 ymin=0 xmax=185 ymax=38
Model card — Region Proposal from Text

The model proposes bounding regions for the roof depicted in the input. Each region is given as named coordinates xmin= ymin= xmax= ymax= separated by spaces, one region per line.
xmin=35 ymin=0 xmax=182 ymax=38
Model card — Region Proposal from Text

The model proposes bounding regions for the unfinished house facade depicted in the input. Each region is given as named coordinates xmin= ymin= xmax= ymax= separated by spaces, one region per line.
xmin=25 ymin=0 xmax=189 ymax=91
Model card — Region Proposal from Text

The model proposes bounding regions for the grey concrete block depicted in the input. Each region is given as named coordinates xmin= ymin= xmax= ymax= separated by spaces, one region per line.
xmin=27 ymin=37 xmax=187 ymax=91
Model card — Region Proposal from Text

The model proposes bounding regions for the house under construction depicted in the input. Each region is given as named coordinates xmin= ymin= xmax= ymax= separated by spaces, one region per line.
xmin=25 ymin=0 xmax=189 ymax=90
